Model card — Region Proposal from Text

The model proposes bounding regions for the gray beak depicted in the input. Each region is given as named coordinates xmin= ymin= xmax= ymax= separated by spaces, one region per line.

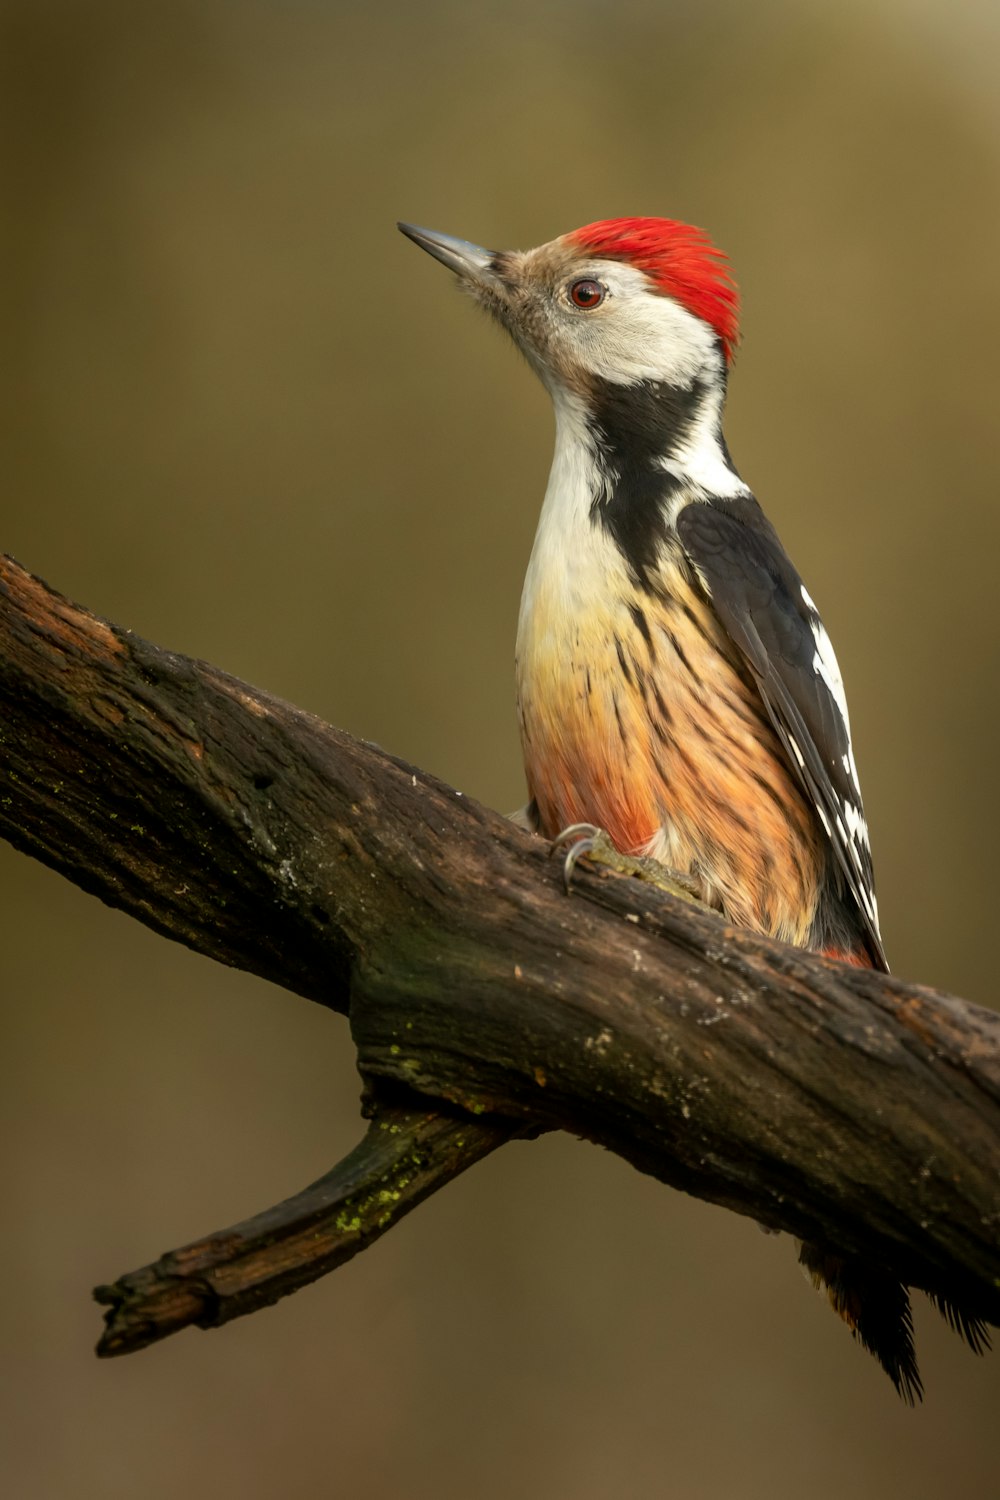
xmin=398 ymin=222 xmax=500 ymax=290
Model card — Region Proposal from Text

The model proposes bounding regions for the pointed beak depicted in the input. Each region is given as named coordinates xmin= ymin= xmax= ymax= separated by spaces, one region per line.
xmin=398 ymin=222 xmax=501 ymax=290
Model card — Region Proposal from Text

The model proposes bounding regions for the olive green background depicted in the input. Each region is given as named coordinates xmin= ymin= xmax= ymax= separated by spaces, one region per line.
xmin=3 ymin=2 xmax=999 ymax=1496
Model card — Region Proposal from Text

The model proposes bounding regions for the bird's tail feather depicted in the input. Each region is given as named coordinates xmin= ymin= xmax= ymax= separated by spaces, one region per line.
xmin=927 ymin=1292 xmax=992 ymax=1356
xmin=799 ymin=1242 xmax=923 ymax=1403
xmin=799 ymin=1243 xmax=994 ymax=1402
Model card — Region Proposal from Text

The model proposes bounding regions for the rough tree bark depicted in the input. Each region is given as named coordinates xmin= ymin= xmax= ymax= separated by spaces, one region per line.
xmin=1 ymin=555 xmax=998 ymax=1359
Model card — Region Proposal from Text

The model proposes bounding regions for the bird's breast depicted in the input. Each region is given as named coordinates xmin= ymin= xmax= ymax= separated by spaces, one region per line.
xmin=516 ymin=552 xmax=824 ymax=946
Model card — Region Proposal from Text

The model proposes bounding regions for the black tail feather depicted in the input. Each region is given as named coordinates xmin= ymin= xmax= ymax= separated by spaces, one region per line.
xmin=799 ymin=1242 xmax=923 ymax=1403
xmin=928 ymin=1293 xmax=993 ymax=1357
xmin=800 ymin=1242 xmax=997 ymax=1401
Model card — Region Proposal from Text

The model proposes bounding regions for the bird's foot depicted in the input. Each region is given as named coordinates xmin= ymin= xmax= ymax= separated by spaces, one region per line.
xmin=549 ymin=824 xmax=702 ymax=903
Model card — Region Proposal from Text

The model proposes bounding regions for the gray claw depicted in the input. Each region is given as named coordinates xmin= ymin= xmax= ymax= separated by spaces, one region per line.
xmin=549 ymin=824 xmax=609 ymax=894
xmin=561 ymin=836 xmax=597 ymax=894
xmin=549 ymin=823 xmax=602 ymax=852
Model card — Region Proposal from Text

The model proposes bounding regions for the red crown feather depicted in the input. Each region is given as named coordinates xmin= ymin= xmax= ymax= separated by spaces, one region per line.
xmin=569 ymin=217 xmax=740 ymax=363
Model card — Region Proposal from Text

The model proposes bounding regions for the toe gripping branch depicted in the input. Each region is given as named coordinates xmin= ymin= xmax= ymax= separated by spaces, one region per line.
xmin=550 ymin=823 xmax=703 ymax=902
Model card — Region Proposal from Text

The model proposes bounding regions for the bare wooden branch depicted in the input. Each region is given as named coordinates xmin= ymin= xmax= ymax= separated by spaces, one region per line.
xmin=2 ymin=553 xmax=999 ymax=1354
xmin=94 ymin=1102 xmax=518 ymax=1357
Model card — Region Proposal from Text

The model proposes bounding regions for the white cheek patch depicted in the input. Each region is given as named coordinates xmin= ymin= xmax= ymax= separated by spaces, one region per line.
xmin=568 ymin=261 xmax=724 ymax=388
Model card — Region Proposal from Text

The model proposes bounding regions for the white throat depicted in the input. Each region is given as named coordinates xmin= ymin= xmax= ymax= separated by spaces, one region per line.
xmin=519 ymin=374 xmax=748 ymax=631
xmin=516 ymin=389 xmax=626 ymax=646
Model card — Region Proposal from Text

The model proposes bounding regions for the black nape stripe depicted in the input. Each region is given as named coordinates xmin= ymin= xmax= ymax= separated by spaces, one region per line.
xmin=586 ymin=375 xmax=729 ymax=588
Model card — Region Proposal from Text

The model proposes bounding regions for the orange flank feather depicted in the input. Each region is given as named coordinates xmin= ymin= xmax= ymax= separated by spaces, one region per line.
xmin=820 ymin=945 xmax=874 ymax=967
xmin=518 ymin=568 xmax=825 ymax=950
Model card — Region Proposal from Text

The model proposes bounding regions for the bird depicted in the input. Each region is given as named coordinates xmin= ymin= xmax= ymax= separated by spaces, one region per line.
xmin=399 ymin=215 xmax=989 ymax=1399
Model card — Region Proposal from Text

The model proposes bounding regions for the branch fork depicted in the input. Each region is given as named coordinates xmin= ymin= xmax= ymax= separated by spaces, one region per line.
xmin=1 ymin=554 xmax=998 ymax=1360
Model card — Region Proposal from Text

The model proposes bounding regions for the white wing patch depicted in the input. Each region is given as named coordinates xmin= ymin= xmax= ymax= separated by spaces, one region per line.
xmin=786 ymin=734 xmax=806 ymax=770
xmin=799 ymin=587 xmax=879 ymax=930
xmin=675 ymin=496 xmax=886 ymax=967
xmin=801 ymin=585 xmax=849 ymax=723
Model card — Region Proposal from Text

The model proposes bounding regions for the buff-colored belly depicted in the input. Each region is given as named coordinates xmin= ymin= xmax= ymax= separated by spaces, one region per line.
xmin=517 ymin=581 xmax=823 ymax=947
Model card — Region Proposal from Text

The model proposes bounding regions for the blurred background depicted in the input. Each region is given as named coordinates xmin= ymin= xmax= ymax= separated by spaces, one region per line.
xmin=2 ymin=0 xmax=999 ymax=1495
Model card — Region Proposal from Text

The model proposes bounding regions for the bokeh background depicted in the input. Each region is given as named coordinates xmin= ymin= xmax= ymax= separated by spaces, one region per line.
xmin=3 ymin=1 xmax=999 ymax=1496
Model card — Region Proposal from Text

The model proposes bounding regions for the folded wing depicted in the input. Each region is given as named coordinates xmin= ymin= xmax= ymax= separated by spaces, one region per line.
xmin=676 ymin=495 xmax=886 ymax=970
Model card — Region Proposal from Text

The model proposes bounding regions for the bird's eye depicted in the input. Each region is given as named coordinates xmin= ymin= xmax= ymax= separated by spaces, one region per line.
xmin=569 ymin=278 xmax=606 ymax=309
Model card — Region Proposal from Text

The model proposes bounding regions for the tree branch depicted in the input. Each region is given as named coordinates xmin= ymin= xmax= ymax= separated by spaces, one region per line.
xmin=2 ymin=553 xmax=999 ymax=1353
xmin=93 ymin=1102 xmax=519 ymax=1357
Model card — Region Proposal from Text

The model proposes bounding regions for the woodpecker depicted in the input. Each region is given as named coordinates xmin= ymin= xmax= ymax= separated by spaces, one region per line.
xmin=399 ymin=216 xmax=989 ymax=1399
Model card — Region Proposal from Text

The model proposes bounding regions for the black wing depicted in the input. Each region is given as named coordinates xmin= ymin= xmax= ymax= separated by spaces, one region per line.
xmin=676 ymin=495 xmax=886 ymax=970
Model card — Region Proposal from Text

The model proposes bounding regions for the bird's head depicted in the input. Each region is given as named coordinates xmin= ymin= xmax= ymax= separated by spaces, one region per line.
xmin=399 ymin=217 xmax=739 ymax=398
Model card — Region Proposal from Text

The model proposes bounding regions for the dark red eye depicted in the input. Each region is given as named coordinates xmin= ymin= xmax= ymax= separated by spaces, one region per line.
xmin=569 ymin=278 xmax=606 ymax=309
